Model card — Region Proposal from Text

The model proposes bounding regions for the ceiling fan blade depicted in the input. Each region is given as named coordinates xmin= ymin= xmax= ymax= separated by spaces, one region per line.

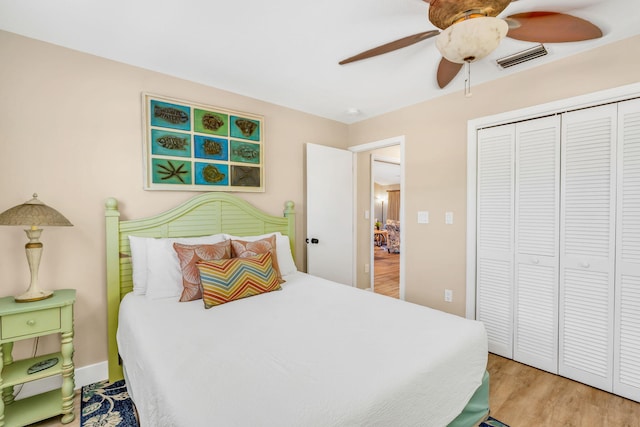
xmin=436 ymin=57 xmax=463 ymax=88
xmin=339 ymin=30 xmax=439 ymax=65
xmin=506 ymin=12 xmax=602 ymax=43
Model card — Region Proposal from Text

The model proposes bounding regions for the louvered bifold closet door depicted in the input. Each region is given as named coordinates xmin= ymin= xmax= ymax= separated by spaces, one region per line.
xmin=559 ymin=104 xmax=617 ymax=392
xmin=614 ymin=98 xmax=640 ymax=401
xmin=476 ymin=125 xmax=515 ymax=358
xmin=514 ymin=116 xmax=560 ymax=374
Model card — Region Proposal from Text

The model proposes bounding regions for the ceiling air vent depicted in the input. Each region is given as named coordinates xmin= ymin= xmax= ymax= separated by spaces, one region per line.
xmin=497 ymin=44 xmax=548 ymax=69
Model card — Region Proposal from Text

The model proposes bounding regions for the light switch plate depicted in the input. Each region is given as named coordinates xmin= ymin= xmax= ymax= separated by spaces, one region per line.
xmin=445 ymin=211 xmax=454 ymax=225
xmin=418 ymin=211 xmax=429 ymax=224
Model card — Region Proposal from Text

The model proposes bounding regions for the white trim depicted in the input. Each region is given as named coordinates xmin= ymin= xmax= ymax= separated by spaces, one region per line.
xmin=16 ymin=360 xmax=108 ymax=400
xmin=468 ymin=82 xmax=640 ymax=131
xmin=349 ymin=136 xmax=404 ymax=153
xmin=369 ymin=154 xmax=376 ymax=291
xmin=349 ymin=136 xmax=406 ymax=300
xmin=373 ymin=155 xmax=401 ymax=165
xmin=466 ymin=125 xmax=478 ymax=320
xmin=466 ymin=82 xmax=640 ymax=320
xmin=351 ymin=150 xmax=358 ymax=287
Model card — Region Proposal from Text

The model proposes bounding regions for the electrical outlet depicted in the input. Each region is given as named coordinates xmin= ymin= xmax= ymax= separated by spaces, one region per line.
xmin=364 ymin=263 xmax=370 ymax=273
xmin=444 ymin=289 xmax=453 ymax=302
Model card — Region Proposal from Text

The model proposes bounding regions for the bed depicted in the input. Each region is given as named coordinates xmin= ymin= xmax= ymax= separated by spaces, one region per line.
xmin=105 ymin=193 xmax=490 ymax=427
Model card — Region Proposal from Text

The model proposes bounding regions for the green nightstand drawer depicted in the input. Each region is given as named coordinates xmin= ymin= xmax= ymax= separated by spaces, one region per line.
xmin=1 ymin=308 xmax=60 ymax=340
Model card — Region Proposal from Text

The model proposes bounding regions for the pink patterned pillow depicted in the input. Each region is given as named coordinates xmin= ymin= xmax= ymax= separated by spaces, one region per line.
xmin=230 ymin=235 xmax=284 ymax=283
xmin=173 ymin=241 xmax=231 ymax=301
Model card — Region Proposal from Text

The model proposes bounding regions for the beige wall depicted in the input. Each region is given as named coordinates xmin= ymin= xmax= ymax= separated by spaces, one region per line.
xmin=350 ymin=35 xmax=640 ymax=315
xmin=0 ymin=31 xmax=348 ymax=368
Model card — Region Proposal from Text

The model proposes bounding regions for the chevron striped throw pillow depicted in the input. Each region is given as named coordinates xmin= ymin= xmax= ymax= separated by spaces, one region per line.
xmin=196 ymin=252 xmax=282 ymax=308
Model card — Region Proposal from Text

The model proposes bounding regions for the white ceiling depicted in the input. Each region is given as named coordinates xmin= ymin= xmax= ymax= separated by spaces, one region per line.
xmin=1 ymin=0 xmax=638 ymax=124
xmin=374 ymin=160 xmax=401 ymax=186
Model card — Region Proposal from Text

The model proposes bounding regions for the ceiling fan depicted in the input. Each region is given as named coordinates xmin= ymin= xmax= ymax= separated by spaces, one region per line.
xmin=339 ymin=0 xmax=603 ymax=89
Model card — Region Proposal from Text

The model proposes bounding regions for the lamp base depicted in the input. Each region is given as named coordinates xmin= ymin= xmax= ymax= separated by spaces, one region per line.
xmin=15 ymin=288 xmax=53 ymax=303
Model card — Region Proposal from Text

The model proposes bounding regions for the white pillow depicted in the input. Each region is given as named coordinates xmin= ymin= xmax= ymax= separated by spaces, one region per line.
xmin=128 ymin=235 xmax=150 ymax=296
xmin=224 ymin=232 xmax=297 ymax=276
xmin=128 ymin=234 xmax=226 ymax=298
xmin=275 ymin=235 xmax=297 ymax=276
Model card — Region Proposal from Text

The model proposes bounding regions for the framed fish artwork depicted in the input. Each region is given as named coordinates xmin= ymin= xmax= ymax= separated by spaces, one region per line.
xmin=142 ymin=93 xmax=264 ymax=192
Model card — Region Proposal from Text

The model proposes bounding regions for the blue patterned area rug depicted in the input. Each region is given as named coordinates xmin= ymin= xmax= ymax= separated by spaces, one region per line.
xmin=81 ymin=379 xmax=139 ymax=427
xmin=480 ymin=416 xmax=510 ymax=427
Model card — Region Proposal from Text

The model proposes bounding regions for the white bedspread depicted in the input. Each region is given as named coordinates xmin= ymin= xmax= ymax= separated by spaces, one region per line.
xmin=117 ymin=272 xmax=487 ymax=427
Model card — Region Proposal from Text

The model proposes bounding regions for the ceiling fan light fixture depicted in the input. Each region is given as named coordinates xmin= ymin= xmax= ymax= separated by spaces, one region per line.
xmin=435 ymin=17 xmax=508 ymax=64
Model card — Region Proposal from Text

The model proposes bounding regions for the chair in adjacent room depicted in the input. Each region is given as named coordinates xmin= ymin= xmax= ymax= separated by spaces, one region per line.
xmin=385 ymin=220 xmax=400 ymax=253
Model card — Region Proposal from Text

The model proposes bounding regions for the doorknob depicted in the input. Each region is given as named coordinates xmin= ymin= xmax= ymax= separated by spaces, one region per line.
xmin=306 ymin=238 xmax=319 ymax=244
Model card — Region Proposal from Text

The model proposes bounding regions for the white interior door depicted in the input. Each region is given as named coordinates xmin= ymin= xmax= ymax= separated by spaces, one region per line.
xmin=559 ymin=103 xmax=617 ymax=391
xmin=306 ymin=143 xmax=354 ymax=285
xmin=476 ymin=125 xmax=515 ymax=358
xmin=513 ymin=116 xmax=560 ymax=374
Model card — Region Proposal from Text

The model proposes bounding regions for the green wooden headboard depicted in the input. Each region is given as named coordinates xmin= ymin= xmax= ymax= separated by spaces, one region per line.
xmin=105 ymin=193 xmax=295 ymax=381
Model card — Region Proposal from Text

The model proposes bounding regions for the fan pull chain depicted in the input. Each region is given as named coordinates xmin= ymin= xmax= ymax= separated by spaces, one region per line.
xmin=464 ymin=61 xmax=472 ymax=97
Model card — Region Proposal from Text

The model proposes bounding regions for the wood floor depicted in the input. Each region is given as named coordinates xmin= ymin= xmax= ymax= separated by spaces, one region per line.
xmin=373 ymin=245 xmax=400 ymax=298
xmin=28 ymin=391 xmax=80 ymax=426
xmin=488 ymin=353 xmax=640 ymax=426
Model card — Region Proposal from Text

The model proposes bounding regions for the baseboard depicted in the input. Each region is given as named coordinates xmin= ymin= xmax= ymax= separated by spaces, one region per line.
xmin=16 ymin=360 xmax=108 ymax=400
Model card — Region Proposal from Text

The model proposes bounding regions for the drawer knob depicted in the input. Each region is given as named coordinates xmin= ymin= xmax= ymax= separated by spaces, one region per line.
xmin=27 ymin=320 xmax=36 ymax=326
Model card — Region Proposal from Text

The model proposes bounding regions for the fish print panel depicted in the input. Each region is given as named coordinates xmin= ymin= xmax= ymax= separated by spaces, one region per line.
xmin=151 ymin=159 xmax=192 ymax=185
xmin=230 ymin=165 xmax=260 ymax=187
xmin=194 ymin=136 xmax=228 ymax=161
xmin=194 ymin=109 xmax=228 ymax=136
xmin=230 ymin=116 xmax=260 ymax=141
xmin=230 ymin=140 xmax=260 ymax=164
xmin=195 ymin=162 xmax=229 ymax=186
xmin=151 ymin=130 xmax=191 ymax=157
xmin=150 ymin=100 xmax=191 ymax=131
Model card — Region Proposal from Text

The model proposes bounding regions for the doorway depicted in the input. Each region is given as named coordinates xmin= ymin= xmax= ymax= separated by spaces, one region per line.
xmin=372 ymin=156 xmax=401 ymax=298
xmin=348 ymin=135 xmax=405 ymax=300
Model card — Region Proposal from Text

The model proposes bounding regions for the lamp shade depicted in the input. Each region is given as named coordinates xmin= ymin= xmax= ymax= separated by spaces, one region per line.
xmin=435 ymin=17 xmax=508 ymax=64
xmin=0 ymin=194 xmax=73 ymax=227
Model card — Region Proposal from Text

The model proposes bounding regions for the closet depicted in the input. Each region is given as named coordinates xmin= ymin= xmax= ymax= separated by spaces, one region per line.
xmin=475 ymin=97 xmax=640 ymax=402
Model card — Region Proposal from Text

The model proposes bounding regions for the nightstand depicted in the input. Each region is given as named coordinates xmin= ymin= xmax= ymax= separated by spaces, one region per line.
xmin=0 ymin=289 xmax=75 ymax=427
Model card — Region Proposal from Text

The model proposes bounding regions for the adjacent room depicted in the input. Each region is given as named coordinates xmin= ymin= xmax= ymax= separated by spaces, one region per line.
xmin=0 ymin=0 xmax=639 ymax=426
xmin=372 ymin=156 xmax=401 ymax=299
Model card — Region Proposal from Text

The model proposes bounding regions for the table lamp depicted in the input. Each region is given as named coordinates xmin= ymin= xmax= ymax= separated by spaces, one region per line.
xmin=0 ymin=194 xmax=73 ymax=302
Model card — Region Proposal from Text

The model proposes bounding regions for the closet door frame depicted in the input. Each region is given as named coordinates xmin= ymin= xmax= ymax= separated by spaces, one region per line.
xmin=614 ymin=97 xmax=640 ymax=401
xmin=466 ymin=82 xmax=640 ymax=320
